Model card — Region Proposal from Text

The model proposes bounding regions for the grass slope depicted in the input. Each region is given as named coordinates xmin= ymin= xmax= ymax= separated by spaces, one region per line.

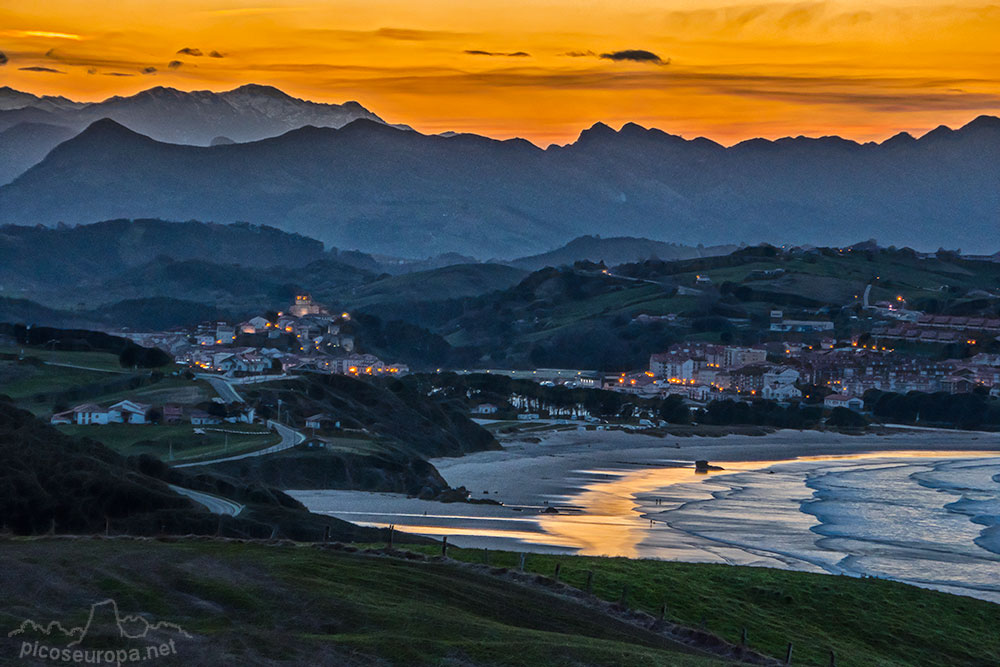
xmin=403 ymin=545 xmax=1000 ymax=667
xmin=346 ymin=263 xmax=529 ymax=309
xmin=0 ymin=539 xmax=726 ymax=667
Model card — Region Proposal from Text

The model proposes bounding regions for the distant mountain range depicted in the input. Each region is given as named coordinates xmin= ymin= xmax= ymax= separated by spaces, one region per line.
xmin=0 ymin=84 xmax=383 ymax=183
xmin=0 ymin=84 xmax=998 ymax=257
xmin=2 ymin=113 xmax=999 ymax=257
xmin=507 ymin=235 xmax=740 ymax=271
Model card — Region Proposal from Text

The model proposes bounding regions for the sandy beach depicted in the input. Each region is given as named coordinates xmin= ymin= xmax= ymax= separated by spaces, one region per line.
xmin=290 ymin=426 xmax=1000 ymax=601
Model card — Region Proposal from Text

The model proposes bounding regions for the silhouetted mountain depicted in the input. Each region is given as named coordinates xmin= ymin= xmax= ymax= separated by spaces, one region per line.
xmin=0 ymin=122 xmax=76 ymax=185
xmin=0 ymin=86 xmax=84 ymax=112
xmin=506 ymin=235 xmax=740 ymax=271
xmin=0 ymin=219 xmax=326 ymax=293
xmin=0 ymin=84 xmax=384 ymax=182
xmin=1 ymin=115 xmax=999 ymax=256
xmin=0 ymin=84 xmax=383 ymax=144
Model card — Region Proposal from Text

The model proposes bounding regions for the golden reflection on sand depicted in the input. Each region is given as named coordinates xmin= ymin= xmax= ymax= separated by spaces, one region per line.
xmin=536 ymin=450 xmax=1000 ymax=558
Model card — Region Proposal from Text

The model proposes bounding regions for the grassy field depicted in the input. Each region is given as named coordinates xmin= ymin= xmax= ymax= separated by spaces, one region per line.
xmin=56 ymin=423 xmax=279 ymax=462
xmin=392 ymin=544 xmax=1000 ymax=667
xmin=0 ymin=362 xmax=114 ymax=402
xmin=0 ymin=345 xmax=130 ymax=372
xmin=0 ymin=539 xmax=727 ymax=667
xmin=0 ymin=538 xmax=995 ymax=666
xmin=1 ymin=345 xmax=214 ymax=423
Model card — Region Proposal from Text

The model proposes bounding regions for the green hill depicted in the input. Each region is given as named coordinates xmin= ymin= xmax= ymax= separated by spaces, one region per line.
xmin=345 ymin=263 xmax=529 ymax=310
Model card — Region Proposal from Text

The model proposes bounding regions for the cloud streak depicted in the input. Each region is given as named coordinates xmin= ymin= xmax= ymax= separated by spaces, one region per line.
xmin=599 ymin=49 xmax=666 ymax=64
xmin=1 ymin=29 xmax=81 ymax=40
xmin=18 ymin=66 xmax=64 ymax=73
xmin=464 ymin=49 xmax=530 ymax=57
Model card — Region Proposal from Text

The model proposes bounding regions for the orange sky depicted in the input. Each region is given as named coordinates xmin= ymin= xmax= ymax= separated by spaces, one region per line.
xmin=2 ymin=0 xmax=1000 ymax=145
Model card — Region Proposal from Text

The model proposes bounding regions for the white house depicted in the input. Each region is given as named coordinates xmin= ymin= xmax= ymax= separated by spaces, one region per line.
xmin=762 ymin=383 xmax=802 ymax=400
xmin=764 ymin=367 xmax=800 ymax=387
xmin=824 ymin=394 xmax=864 ymax=411
xmin=67 ymin=403 xmax=112 ymax=425
xmin=109 ymin=400 xmax=150 ymax=424
xmin=241 ymin=316 xmax=270 ymax=334
xmin=189 ymin=410 xmax=222 ymax=425
xmin=472 ymin=403 xmax=499 ymax=415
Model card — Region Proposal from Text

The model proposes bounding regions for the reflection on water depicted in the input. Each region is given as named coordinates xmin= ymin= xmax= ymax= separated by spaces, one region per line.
xmin=294 ymin=449 xmax=1000 ymax=601
xmin=539 ymin=451 xmax=1000 ymax=559
xmin=534 ymin=450 xmax=1000 ymax=601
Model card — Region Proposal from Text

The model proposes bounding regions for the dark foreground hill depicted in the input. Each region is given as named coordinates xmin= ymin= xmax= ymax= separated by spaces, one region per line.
xmin=0 ymin=399 xmax=387 ymax=542
xmin=0 ymin=538 xmax=996 ymax=666
xmin=2 ymin=115 xmax=1000 ymax=257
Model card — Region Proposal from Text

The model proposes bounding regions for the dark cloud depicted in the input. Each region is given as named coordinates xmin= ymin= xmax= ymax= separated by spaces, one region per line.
xmin=0 ymin=51 xmax=7 ymax=66
xmin=104 ymin=72 xmax=135 ymax=77
xmin=142 ymin=66 xmax=157 ymax=74
xmin=18 ymin=66 xmax=64 ymax=74
xmin=176 ymin=47 xmax=203 ymax=57
xmin=167 ymin=60 xmax=183 ymax=69
xmin=87 ymin=67 xmax=97 ymax=75
xmin=464 ymin=49 xmax=531 ymax=57
xmin=45 ymin=48 xmax=56 ymax=58
xmin=562 ymin=50 xmax=596 ymax=58
xmin=208 ymin=50 xmax=225 ymax=58
xmin=600 ymin=49 xmax=667 ymax=65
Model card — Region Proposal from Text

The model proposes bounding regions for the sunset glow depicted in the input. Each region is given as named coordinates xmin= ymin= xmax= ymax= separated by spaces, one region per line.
xmin=2 ymin=0 xmax=1000 ymax=145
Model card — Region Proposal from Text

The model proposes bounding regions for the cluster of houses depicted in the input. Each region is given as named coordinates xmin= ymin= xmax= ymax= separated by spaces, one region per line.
xmin=872 ymin=315 xmax=1000 ymax=346
xmin=627 ymin=343 xmax=804 ymax=401
xmin=600 ymin=339 xmax=1000 ymax=406
xmin=50 ymin=400 xmax=255 ymax=426
xmin=123 ymin=294 xmax=408 ymax=379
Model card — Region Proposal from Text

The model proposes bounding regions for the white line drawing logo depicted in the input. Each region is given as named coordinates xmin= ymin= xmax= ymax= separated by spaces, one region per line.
xmin=8 ymin=599 xmax=191 ymax=664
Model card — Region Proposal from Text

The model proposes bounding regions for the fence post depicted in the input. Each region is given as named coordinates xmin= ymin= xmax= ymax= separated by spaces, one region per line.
xmin=741 ymin=627 xmax=748 ymax=648
xmin=620 ymin=584 xmax=629 ymax=608
xmin=441 ymin=535 xmax=448 ymax=557
xmin=553 ymin=563 xmax=561 ymax=582
xmin=519 ymin=553 xmax=526 ymax=571
xmin=387 ymin=524 xmax=394 ymax=549
xmin=829 ymin=650 xmax=836 ymax=667
xmin=585 ymin=570 xmax=594 ymax=594
xmin=324 ymin=525 xmax=331 ymax=543
xmin=659 ymin=603 xmax=666 ymax=621
xmin=785 ymin=642 xmax=793 ymax=664
xmin=483 ymin=548 xmax=489 ymax=565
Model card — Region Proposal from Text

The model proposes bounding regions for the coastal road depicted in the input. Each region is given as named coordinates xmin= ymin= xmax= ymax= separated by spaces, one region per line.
xmin=174 ymin=420 xmax=305 ymax=468
xmin=196 ymin=373 xmax=244 ymax=404
xmin=168 ymin=484 xmax=245 ymax=516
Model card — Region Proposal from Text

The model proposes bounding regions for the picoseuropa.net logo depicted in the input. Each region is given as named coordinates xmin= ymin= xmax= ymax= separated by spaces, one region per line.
xmin=8 ymin=599 xmax=191 ymax=665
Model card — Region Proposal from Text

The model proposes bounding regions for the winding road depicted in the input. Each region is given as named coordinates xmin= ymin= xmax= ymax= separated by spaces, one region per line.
xmin=168 ymin=484 xmax=245 ymax=516
xmin=173 ymin=420 xmax=304 ymax=468
xmin=196 ymin=374 xmax=244 ymax=404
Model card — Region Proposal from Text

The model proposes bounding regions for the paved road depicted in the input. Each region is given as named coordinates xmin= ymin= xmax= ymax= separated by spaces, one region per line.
xmin=174 ymin=420 xmax=305 ymax=468
xmin=168 ymin=484 xmax=245 ymax=516
xmin=197 ymin=374 xmax=244 ymax=404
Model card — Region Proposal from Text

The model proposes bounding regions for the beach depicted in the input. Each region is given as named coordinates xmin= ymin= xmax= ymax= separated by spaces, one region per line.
xmin=290 ymin=426 xmax=1000 ymax=601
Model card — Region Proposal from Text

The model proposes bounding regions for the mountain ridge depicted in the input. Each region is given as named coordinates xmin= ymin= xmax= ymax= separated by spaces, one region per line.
xmin=1 ymin=100 xmax=999 ymax=257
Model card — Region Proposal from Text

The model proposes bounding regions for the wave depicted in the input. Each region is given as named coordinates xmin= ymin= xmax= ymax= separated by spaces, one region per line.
xmin=651 ymin=454 xmax=1000 ymax=602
